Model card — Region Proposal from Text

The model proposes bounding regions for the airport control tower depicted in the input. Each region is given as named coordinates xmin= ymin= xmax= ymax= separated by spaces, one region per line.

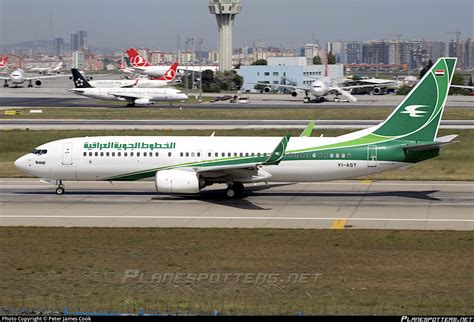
xmin=209 ymin=0 xmax=242 ymax=71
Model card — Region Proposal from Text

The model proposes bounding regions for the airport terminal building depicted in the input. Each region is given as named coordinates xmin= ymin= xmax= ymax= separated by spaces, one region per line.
xmin=238 ymin=57 xmax=344 ymax=93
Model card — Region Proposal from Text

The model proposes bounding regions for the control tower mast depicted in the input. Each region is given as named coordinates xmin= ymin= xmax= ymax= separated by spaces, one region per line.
xmin=209 ymin=0 xmax=242 ymax=71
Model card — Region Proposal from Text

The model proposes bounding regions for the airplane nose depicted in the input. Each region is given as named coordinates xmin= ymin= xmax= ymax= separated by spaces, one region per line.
xmin=14 ymin=155 xmax=28 ymax=171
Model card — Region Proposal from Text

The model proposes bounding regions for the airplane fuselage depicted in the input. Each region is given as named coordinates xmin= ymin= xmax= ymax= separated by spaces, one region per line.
xmin=68 ymin=87 xmax=188 ymax=102
xmin=15 ymin=134 xmax=412 ymax=183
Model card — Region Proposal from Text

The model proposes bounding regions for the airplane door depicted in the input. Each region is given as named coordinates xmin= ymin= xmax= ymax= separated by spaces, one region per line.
xmin=367 ymin=145 xmax=377 ymax=167
xmin=62 ymin=142 xmax=73 ymax=165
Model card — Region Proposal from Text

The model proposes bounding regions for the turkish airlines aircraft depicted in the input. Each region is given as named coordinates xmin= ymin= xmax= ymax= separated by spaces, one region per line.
xmin=16 ymin=58 xmax=458 ymax=198
xmin=68 ymin=68 xmax=188 ymax=106
xmin=126 ymin=48 xmax=219 ymax=77
xmin=0 ymin=56 xmax=8 ymax=69
xmin=89 ymin=63 xmax=178 ymax=88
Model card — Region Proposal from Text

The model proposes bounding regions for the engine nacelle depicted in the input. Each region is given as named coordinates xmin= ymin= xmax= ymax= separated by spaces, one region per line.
xmin=35 ymin=80 xmax=42 ymax=86
xmin=373 ymin=87 xmax=385 ymax=95
xmin=134 ymin=98 xmax=154 ymax=106
xmin=291 ymin=91 xmax=298 ymax=97
xmin=155 ymin=169 xmax=204 ymax=194
xmin=263 ymin=87 xmax=271 ymax=93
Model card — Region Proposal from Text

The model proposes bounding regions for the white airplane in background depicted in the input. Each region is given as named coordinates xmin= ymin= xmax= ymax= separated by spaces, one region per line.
xmin=89 ymin=62 xmax=179 ymax=88
xmin=68 ymin=68 xmax=188 ymax=106
xmin=28 ymin=61 xmax=63 ymax=75
xmin=126 ymin=48 xmax=219 ymax=77
xmin=1 ymin=67 xmax=68 ymax=88
xmin=16 ymin=58 xmax=458 ymax=198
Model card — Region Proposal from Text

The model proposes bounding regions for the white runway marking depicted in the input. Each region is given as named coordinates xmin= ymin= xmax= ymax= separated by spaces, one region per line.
xmin=1 ymin=215 xmax=473 ymax=222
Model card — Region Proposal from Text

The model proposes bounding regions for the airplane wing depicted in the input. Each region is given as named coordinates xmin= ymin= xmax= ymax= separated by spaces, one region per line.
xmin=180 ymin=135 xmax=290 ymax=178
xmin=341 ymin=83 xmax=398 ymax=90
xmin=109 ymin=92 xmax=148 ymax=101
xmin=251 ymin=82 xmax=310 ymax=92
xmin=300 ymin=121 xmax=316 ymax=137
xmin=23 ymin=74 xmax=69 ymax=81
xmin=328 ymin=87 xmax=357 ymax=102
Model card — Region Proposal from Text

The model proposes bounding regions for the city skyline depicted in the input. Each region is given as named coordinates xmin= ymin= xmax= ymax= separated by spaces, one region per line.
xmin=0 ymin=0 xmax=472 ymax=51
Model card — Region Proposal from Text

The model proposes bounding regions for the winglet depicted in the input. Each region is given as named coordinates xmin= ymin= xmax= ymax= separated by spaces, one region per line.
xmin=300 ymin=120 xmax=316 ymax=137
xmin=262 ymin=134 xmax=291 ymax=166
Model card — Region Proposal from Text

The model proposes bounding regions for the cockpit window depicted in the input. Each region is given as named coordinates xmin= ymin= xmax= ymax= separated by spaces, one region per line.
xmin=32 ymin=149 xmax=47 ymax=155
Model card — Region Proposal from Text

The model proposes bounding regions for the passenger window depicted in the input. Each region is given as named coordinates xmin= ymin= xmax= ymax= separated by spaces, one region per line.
xmin=112 ymin=152 xmax=115 ymax=157
xmin=144 ymin=152 xmax=147 ymax=157
xmin=155 ymin=152 xmax=159 ymax=157
xmin=318 ymin=153 xmax=322 ymax=158
xmin=228 ymin=153 xmax=232 ymax=157
xmin=324 ymin=153 xmax=328 ymax=158
xmin=168 ymin=152 xmax=172 ymax=157
xmin=215 ymin=152 xmax=218 ymax=157
xmin=222 ymin=152 xmax=225 ymax=157
xmin=312 ymin=153 xmax=316 ymax=158
xmin=180 ymin=152 xmax=183 ymax=157
xmin=100 ymin=152 xmax=104 ymax=157
xmin=191 ymin=152 xmax=195 ymax=157
xmin=336 ymin=153 xmax=340 ymax=158
xmin=185 ymin=152 xmax=189 ymax=157
xmin=239 ymin=153 xmax=243 ymax=157
xmin=94 ymin=152 xmax=98 ymax=157
xmin=130 ymin=152 xmax=134 ymax=157
xmin=118 ymin=152 xmax=121 ymax=157
xmin=197 ymin=152 xmax=200 ymax=157
xmin=330 ymin=153 xmax=334 ymax=158
xmin=208 ymin=152 xmax=211 ymax=157
xmin=124 ymin=152 xmax=128 ymax=157
xmin=347 ymin=153 xmax=352 ymax=159
xmin=245 ymin=153 xmax=249 ymax=157
xmin=233 ymin=152 xmax=237 ymax=157
xmin=83 ymin=152 xmax=87 ymax=157
xmin=89 ymin=152 xmax=92 ymax=156
xmin=342 ymin=153 xmax=346 ymax=158
xmin=137 ymin=152 xmax=140 ymax=157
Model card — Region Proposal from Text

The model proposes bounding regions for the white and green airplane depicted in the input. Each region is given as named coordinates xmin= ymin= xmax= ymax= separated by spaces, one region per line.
xmin=15 ymin=58 xmax=458 ymax=198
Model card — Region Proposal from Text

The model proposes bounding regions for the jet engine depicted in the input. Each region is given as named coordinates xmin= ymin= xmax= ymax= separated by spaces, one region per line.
xmin=373 ymin=87 xmax=386 ymax=95
xmin=263 ymin=87 xmax=271 ymax=93
xmin=291 ymin=91 xmax=298 ymax=97
xmin=134 ymin=98 xmax=154 ymax=106
xmin=35 ymin=80 xmax=42 ymax=86
xmin=155 ymin=169 xmax=205 ymax=194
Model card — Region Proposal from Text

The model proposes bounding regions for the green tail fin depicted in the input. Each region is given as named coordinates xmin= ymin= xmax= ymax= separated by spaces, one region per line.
xmin=373 ymin=57 xmax=457 ymax=141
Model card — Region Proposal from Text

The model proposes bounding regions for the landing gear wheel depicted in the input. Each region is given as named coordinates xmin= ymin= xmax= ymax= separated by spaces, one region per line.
xmin=225 ymin=183 xmax=244 ymax=199
xmin=55 ymin=186 xmax=65 ymax=195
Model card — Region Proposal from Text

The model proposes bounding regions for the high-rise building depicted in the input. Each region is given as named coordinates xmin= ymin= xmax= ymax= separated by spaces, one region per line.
xmin=78 ymin=30 xmax=87 ymax=50
xmin=362 ymin=41 xmax=386 ymax=64
xmin=72 ymin=50 xmax=85 ymax=69
xmin=304 ymin=43 xmax=321 ymax=63
xmin=209 ymin=0 xmax=242 ymax=71
xmin=345 ymin=42 xmax=362 ymax=64
xmin=54 ymin=37 xmax=64 ymax=57
xmin=71 ymin=33 xmax=79 ymax=51
xmin=464 ymin=38 xmax=474 ymax=68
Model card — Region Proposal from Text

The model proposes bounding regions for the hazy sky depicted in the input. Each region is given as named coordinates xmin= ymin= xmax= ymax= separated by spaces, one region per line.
xmin=0 ymin=0 xmax=472 ymax=50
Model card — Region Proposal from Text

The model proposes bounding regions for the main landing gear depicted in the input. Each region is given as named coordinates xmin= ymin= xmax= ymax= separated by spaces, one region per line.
xmin=225 ymin=182 xmax=245 ymax=199
xmin=55 ymin=181 xmax=65 ymax=195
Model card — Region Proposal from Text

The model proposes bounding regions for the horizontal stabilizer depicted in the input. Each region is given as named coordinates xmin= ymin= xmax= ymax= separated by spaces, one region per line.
xmin=403 ymin=135 xmax=459 ymax=152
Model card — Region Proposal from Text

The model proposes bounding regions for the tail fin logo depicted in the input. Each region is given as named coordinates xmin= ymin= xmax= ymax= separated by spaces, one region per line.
xmin=400 ymin=105 xmax=429 ymax=118
xmin=131 ymin=55 xmax=146 ymax=67
xmin=75 ymin=79 xmax=84 ymax=87
xmin=163 ymin=69 xmax=176 ymax=81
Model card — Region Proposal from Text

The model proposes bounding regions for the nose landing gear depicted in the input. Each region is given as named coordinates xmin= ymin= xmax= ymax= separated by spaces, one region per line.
xmin=55 ymin=181 xmax=65 ymax=195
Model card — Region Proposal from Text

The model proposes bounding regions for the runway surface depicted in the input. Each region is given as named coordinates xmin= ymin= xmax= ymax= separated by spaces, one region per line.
xmin=1 ymin=118 xmax=472 ymax=130
xmin=1 ymin=179 xmax=472 ymax=230
xmin=1 ymin=96 xmax=474 ymax=109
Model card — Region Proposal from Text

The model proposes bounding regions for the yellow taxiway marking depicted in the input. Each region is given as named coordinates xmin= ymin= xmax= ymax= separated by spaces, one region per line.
xmin=331 ymin=219 xmax=347 ymax=229
xmin=360 ymin=180 xmax=373 ymax=185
